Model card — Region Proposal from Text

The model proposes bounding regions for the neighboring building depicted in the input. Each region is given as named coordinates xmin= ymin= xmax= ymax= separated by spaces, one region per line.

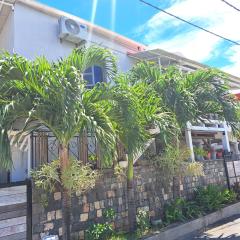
xmin=0 ymin=0 xmax=240 ymax=183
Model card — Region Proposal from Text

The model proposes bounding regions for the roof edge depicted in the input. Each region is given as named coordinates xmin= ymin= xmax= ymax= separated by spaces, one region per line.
xmin=16 ymin=0 xmax=146 ymax=52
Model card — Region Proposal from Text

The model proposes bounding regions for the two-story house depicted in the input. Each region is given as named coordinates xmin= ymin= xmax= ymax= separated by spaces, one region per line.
xmin=1 ymin=0 xmax=240 ymax=183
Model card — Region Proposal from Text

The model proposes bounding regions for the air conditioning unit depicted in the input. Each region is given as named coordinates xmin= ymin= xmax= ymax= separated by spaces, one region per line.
xmin=58 ymin=17 xmax=88 ymax=44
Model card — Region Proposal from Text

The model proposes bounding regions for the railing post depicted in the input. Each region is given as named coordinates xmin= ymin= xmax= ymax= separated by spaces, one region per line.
xmin=26 ymin=178 xmax=32 ymax=240
xmin=80 ymin=130 xmax=88 ymax=164
xmin=223 ymin=152 xmax=231 ymax=190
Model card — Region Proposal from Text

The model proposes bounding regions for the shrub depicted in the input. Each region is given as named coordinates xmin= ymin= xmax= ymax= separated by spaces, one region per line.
xmin=164 ymin=198 xmax=187 ymax=224
xmin=222 ymin=189 xmax=237 ymax=203
xmin=164 ymin=198 xmax=202 ymax=224
xmin=31 ymin=158 xmax=100 ymax=195
xmin=195 ymin=185 xmax=236 ymax=213
xmin=86 ymin=208 xmax=116 ymax=240
xmin=86 ymin=223 xmax=113 ymax=240
xmin=183 ymin=201 xmax=202 ymax=219
xmin=136 ymin=209 xmax=150 ymax=235
xmin=103 ymin=208 xmax=116 ymax=221
xmin=185 ymin=162 xmax=204 ymax=177
xmin=165 ymin=198 xmax=202 ymax=224
xmin=195 ymin=185 xmax=224 ymax=212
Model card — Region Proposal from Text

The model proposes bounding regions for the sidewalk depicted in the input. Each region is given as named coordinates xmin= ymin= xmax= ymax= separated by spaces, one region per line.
xmin=186 ymin=215 xmax=240 ymax=239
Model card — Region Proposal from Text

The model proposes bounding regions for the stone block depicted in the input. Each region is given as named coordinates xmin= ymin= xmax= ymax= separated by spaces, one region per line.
xmin=100 ymin=200 xmax=105 ymax=208
xmin=107 ymin=190 xmax=115 ymax=198
xmin=118 ymin=197 xmax=123 ymax=205
xmin=59 ymin=227 xmax=63 ymax=236
xmin=79 ymin=230 xmax=85 ymax=240
xmin=97 ymin=209 xmax=102 ymax=218
xmin=56 ymin=210 xmax=62 ymax=219
xmin=82 ymin=203 xmax=90 ymax=213
xmin=47 ymin=211 xmax=55 ymax=221
xmin=54 ymin=192 xmax=61 ymax=201
xmin=80 ymin=213 xmax=89 ymax=222
xmin=94 ymin=201 xmax=100 ymax=209
xmin=44 ymin=222 xmax=54 ymax=231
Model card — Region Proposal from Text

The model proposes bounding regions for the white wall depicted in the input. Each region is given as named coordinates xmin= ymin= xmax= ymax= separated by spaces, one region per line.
xmin=0 ymin=12 xmax=14 ymax=53
xmin=13 ymin=3 xmax=136 ymax=72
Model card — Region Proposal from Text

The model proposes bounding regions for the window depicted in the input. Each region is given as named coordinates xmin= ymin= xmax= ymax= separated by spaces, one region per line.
xmin=83 ymin=66 xmax=103 ymax=87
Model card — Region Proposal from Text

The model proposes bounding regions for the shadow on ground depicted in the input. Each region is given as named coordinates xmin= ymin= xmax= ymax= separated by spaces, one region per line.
xmin=193 ymin=234 xmax=240 ymax=239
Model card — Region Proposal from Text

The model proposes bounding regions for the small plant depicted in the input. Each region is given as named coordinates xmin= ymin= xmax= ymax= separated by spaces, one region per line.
xmin=193 ymin=147 xmax=207 ymax=157
xmin=185 ymin=162 xmax=204 ymax=177
xmin=152 ymin=145 xmax=191 ymax=182
xmin=194 ymin=185 xmax=231 ymax=213
xmin=164 ymin=198 xmax=202 ymax=224
xmin=31 ymin=159 xmax=61 ymax=192
xmin=39 ymin=194 xmax=49 ymax=208
xmin=222 ymin=189 xmax=237 ymax=203
xmin=114 ymin=164 xmax=126 ymax=179
xmin=86 ymin=223 xmax=113 ymax=240
xmin=32 ymin=158 xmax=100 ymax=195
xmin=183 ymin=201 xmax=202 ymax=219
xmin=89 ymin=154 xmax=97 ymax=162
xmin=136 ymin=209 xmax=150 ymax=236
xmin=86 ymin=208 xmax=116 ymax=240
xmin=103 ymin=208 xmax=116 ymax=221
xmin=164 ymin=198 xmax=186 ymax=224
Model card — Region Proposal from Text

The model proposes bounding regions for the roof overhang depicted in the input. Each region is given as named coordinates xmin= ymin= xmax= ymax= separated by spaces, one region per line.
xmin=15 ymin=0 xmax=146 ymax=53
xmin=128 ymin=49 xmax=240 ymax=89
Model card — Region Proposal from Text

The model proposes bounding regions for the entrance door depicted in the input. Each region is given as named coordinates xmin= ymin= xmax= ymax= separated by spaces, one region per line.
xmin=11 ymin=147 xmax=28 ymax=182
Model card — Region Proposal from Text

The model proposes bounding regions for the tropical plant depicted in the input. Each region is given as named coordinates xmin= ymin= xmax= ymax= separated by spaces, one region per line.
xmin=195 ymin=185 xmax=222 ymax=212
xmin=136 ymin=209 xmax=150 ymax=236
xmin=110 ymin=74 xmax=174 ymax=231
xmin=164 ymin=197 xmax=187 ymax=224
xmin=130 ymin=62 xmax=240 ymax=130
xmin=0 ymin=46 xmax=117 ymax=240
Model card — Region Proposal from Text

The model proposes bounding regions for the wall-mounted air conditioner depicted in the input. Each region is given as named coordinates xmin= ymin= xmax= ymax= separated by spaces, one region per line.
xmin=58 ymin=17 xmax=88 ymax=44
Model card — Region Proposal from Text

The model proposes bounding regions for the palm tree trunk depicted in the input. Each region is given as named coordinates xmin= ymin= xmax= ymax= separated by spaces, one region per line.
xmin=127 ymin=157 xmax=137 ymax=232
xmin=59 ymin=144 xmax=71 ymax=240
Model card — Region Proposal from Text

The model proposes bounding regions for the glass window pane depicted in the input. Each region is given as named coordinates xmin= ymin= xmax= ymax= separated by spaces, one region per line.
xmin=84 ymin=74 xmax=93 ymax=85
xmin=84 ymin=67 xmax=92 ymax=74
xmin=93 ymin=66 xmax=103 ymax=83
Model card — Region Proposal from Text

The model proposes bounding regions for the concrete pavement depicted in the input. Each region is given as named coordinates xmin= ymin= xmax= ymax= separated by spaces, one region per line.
xmin=185 ymin=215 xmax=240 ymax=240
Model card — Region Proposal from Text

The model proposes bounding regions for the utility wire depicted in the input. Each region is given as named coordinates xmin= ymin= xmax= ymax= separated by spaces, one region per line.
xmin=221 ymin=0 xmax=240 ymax=12
xmin=139 ymin=0 xmax=240 ymax=46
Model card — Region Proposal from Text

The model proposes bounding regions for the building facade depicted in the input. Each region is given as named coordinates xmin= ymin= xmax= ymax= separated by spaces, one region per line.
xmin=0 ymin=0 xmax=240 ymax=183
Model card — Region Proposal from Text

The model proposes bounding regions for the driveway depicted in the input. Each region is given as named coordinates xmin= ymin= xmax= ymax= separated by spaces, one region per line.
xmin=185 ymin=215 xmax=240 ymax=240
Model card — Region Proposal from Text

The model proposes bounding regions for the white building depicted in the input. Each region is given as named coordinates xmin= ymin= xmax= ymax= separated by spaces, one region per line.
xmin=1 ymin=0 xmax=240 ymax=183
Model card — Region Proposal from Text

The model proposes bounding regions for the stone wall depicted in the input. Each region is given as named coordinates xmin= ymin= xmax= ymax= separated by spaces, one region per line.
xmin=32 ymin=159 xmax=227 ymax=240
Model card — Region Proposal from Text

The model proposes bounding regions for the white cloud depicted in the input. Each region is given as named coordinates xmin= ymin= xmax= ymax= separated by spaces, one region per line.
xmin=139 ymin=0 xmax=240 ymax=76
xmin=221 ymin=45 xmax=240 ymax=76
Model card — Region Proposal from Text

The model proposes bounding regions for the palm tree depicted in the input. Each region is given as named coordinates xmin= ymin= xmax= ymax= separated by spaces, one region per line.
xmin=109 ymin=74 xmax=175 ymax=231
xmin=130 ymin=62 xmax=240 ymax=130
xmin=0 ymin=46 xmax=117 ymax=240
xmin=128 ymin=61 xmax=240 ymax=216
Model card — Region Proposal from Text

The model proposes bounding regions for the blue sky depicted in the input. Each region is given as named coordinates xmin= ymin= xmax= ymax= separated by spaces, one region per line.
xmin=38 ymin=0 xmax=240 ymax=76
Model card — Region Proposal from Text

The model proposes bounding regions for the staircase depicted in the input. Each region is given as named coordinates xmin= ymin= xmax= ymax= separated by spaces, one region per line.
xmin=0 ymin=185 xmax=27 ymax=240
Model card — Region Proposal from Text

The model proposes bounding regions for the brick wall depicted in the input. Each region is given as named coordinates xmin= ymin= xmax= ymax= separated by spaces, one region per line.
xmin=32 ymin=159 xmax=227 ymax=240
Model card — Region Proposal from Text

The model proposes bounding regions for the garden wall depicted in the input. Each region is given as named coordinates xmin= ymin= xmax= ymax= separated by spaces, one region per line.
xmin=32 ymin=159 xmax=227 ymax=240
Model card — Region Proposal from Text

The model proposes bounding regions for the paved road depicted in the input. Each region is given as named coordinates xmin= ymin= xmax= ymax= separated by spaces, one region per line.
xmin=185 ymin=215 xmax=240 ymax=240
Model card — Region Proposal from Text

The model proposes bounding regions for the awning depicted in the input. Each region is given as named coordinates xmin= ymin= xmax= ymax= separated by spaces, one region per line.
xmin=128 ymin=49 xmax=240 ymax=89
